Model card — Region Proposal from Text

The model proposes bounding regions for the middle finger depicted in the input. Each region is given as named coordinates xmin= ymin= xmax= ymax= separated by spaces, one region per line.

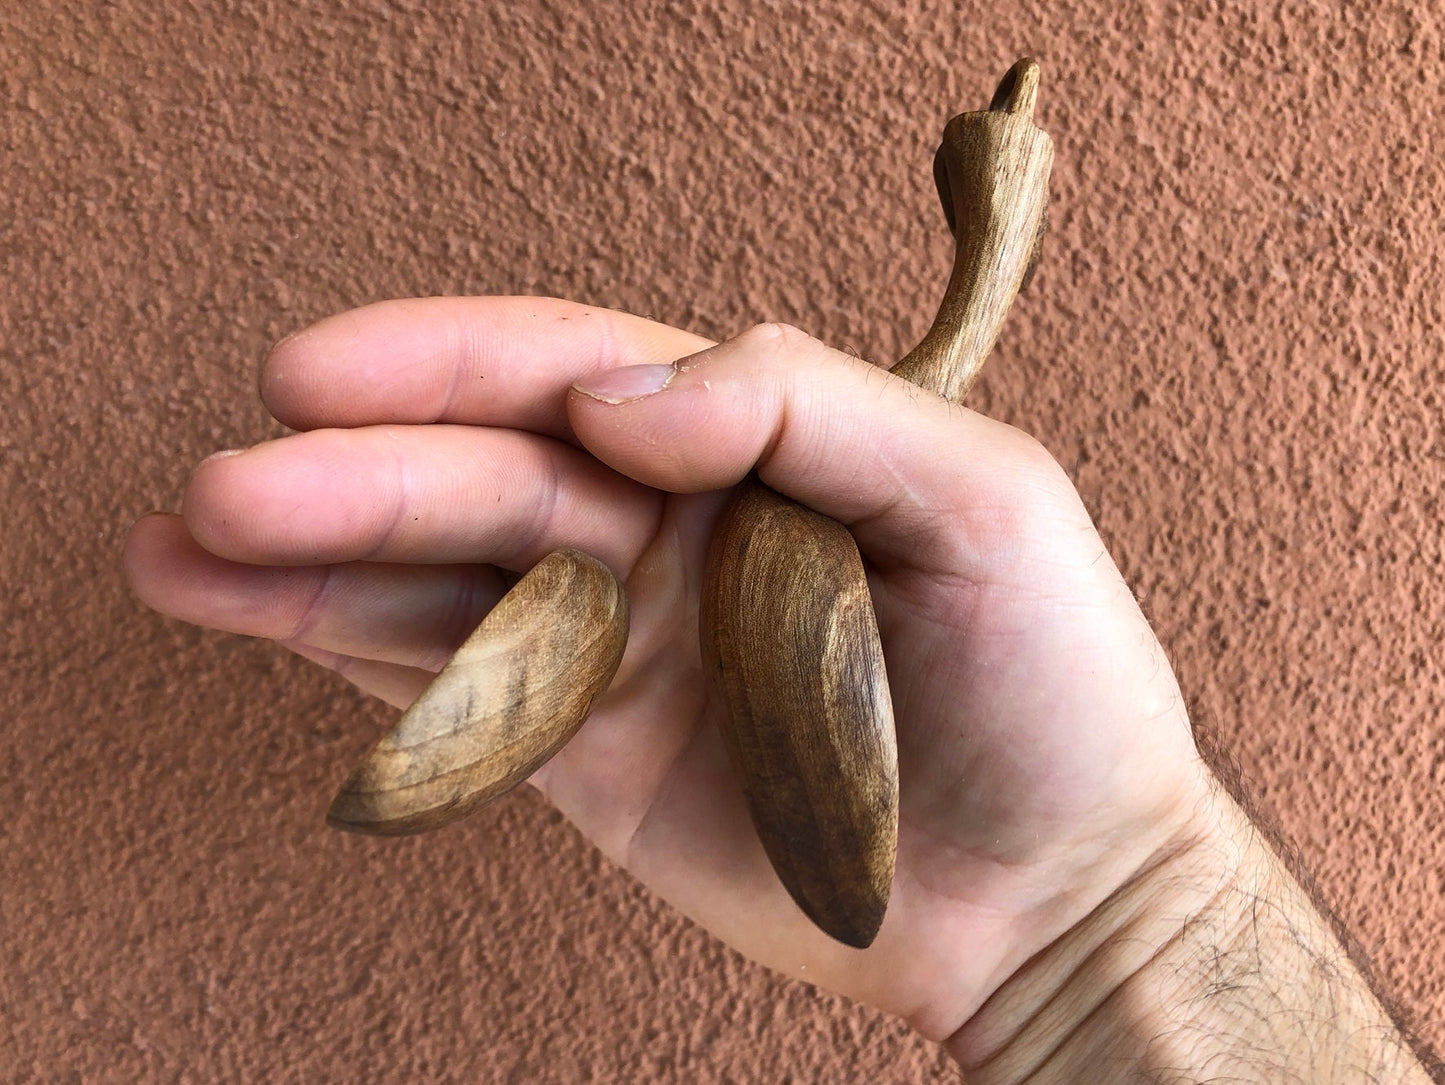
xmin=183 ymin=424 xmax=663 ymax=572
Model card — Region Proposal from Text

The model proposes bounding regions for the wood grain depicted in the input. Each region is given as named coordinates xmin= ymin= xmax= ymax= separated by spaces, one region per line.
xmin=699 ymin=59 xmax=1054 ymax=948
xmin=329 ymin=549 xmax=628 ymax=836
xmin=700 ymin=479 xmax=896 ymax=948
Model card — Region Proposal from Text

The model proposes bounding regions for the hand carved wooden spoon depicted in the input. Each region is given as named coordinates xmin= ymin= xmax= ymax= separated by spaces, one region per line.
xmin=700 ymin=58 xmax=1053 ymax=948
xmin=325 ymin=61 xmax=1051 ymax=939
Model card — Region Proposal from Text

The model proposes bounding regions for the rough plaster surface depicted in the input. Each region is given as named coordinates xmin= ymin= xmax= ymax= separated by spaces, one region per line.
xmin=3 ymin=1 xmax=1443 ymax=1081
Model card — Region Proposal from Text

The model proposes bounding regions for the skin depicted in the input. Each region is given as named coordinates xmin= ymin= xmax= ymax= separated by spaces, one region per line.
xmin=123 ymin=297 xmax=1433 ymax=1080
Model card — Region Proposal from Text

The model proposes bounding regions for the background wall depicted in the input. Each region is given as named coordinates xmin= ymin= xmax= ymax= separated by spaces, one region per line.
xmin=4 ymin=1 xmax=1442 ymax=1080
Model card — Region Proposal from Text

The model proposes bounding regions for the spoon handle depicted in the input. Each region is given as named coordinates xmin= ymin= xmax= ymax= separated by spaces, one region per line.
xmin=700 ymin=59 xmax=1054 ymax=948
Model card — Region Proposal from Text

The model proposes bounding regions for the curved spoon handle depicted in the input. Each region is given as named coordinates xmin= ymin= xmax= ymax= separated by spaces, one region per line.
xmin=890 ymin=58 xmax=1053 ymax=401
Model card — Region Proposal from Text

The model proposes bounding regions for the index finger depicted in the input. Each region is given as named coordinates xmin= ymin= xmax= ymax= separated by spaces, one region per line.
xmin=262 ymin=296 xmax=714 ymax=438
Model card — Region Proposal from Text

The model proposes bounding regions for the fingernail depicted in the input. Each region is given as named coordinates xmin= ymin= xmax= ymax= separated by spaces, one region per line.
xmin=202 ymin=448 xmax=247 ymax=463
xmin=572 ymin=364 xmax=676 ymax=404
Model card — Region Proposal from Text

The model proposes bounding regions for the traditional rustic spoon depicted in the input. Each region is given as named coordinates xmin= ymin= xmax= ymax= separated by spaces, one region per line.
xmin=700 ymin=58 xmax=1053 ymax=948
xmin=329 ymin=548 xmax=628 ymax=835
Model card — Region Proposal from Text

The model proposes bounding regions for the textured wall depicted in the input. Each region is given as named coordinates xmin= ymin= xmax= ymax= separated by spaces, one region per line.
xmin=4 ymin=1 xmax=1443 ymax=1080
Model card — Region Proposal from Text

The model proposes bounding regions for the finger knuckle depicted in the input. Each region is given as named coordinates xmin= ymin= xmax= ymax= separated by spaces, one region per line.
xmin=735 ymin=320 xmax=822 ymax=359
xmin=980 ymin=434 xmax=1094 ymax=553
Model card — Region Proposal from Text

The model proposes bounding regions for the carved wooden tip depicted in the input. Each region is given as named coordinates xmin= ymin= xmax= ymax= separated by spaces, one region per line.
xmin=328 ymin=549 xmax=629 ymax=836
xmin=989 ymin=57 xmax=1040 ymax=118
xmin=893 ymin=59 xmax=1054 ymax=402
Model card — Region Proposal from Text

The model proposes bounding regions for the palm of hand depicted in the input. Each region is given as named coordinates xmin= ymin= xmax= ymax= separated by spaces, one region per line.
xmin=125 ymin=298 xmax=1204 ymax=1043
xmin=546 ymin=483 xmax=1196 ymax=1039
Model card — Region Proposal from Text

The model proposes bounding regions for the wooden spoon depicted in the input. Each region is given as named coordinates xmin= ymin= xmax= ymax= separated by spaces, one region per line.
xmin=700 ymin=59 xmax=1053 ymax=948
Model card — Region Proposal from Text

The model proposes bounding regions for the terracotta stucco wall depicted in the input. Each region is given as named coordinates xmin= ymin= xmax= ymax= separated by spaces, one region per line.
xmin=4 ymin=2 xmax=1442 ymax=1080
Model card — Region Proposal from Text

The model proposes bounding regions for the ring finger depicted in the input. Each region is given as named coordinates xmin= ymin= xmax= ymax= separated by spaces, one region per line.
xmin=124 ymin=514 xmax=507 ymax=670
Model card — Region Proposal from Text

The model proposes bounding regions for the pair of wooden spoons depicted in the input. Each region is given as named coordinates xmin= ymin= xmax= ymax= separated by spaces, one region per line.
xmin=329 ymin=59 xmax=1054 ymax=950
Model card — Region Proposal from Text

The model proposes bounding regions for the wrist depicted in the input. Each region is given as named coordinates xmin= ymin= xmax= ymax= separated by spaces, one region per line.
xmin=947 ymin=777 xmax=1430 ymax=1084
xmin=946 ymin=776 xmax=1246 ymax=1081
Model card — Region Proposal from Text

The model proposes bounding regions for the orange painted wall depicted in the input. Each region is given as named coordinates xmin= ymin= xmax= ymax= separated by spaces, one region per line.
xmin=5 ymin=2 xmax=1442 ymax=1079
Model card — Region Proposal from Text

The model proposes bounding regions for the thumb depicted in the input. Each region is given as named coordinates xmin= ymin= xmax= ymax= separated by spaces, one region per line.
xmin=566 ymin=321 xmax=1078 ymax=571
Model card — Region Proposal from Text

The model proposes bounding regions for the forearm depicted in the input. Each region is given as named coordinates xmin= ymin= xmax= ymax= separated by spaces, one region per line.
xmin=948 ymin=782 xmax=1437 ymax=1084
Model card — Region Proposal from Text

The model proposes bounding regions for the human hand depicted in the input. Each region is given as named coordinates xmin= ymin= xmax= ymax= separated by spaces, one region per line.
xmin=123 ymin=296 xmax=1212 ymax=1046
